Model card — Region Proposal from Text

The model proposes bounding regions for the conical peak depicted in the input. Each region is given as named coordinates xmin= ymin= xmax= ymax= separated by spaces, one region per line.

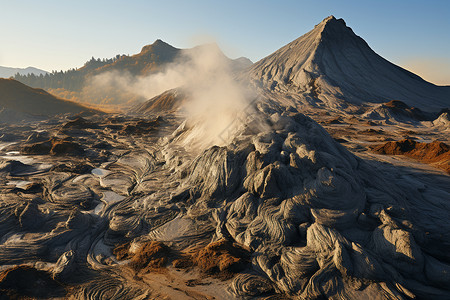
xmin=313 ymin=16 xmax=357 ymax=46
xmin=316 ymin=15 xmax=348 ymax=33
xmin=320 ymin=15 xmax=336 ymax=24
xmin=247 ymin=15 xmax=450 ymax=111
xmin=140 ymin=39 xmax=176 ymax=53
xmin=153 ymin=39 xmax=167 ymax=46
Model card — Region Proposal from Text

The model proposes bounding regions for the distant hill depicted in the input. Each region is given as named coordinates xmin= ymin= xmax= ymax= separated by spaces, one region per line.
xmin=0 ymin=66 xmax=48 ymax=78
xmin=13 ymin=40 xmax=253 ymax=104
xmin=84 ymin=39 xmax=181 ymax=76
xmin=0 ymin=79 xmax=98 ymax=123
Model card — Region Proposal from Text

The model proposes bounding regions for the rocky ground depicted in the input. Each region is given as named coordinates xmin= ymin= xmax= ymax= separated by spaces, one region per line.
xmin=0 ymin=97 xmax=449 ymax=299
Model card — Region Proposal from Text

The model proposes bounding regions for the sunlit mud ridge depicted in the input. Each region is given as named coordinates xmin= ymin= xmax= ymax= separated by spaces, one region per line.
xmin=166 ymin=108 xmax=450 ymax=298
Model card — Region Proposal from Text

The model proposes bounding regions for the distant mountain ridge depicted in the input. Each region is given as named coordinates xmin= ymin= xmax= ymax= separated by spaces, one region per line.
xmin=77 ymin=39 xmax=181 ymax=77
xmin=0 ymin=66 xmax=48 ymax=78
xmin=13 ymin=40 xmax=253 ymax=96
xmin=246 ymin=16 xmax=450 ymax=111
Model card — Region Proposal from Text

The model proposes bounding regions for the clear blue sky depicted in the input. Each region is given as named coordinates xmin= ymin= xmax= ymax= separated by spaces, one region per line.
xmin=1 ymin=0 xmax=449 ymax=84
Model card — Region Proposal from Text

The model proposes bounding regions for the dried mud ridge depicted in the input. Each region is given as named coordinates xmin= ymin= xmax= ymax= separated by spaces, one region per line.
xmin=0 ymin=106 xmax=449 ymax=299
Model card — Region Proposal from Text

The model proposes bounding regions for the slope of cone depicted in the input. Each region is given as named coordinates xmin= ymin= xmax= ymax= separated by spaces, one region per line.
xmin=247 ymin=16 xmax=450 ymax=111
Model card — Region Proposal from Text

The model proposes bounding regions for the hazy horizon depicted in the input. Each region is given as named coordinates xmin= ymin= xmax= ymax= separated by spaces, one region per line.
xmin=1 ymin=0 xmax=449 ymax=85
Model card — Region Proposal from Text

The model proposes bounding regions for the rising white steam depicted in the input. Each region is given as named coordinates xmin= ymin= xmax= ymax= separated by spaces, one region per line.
xmin=171 ymin=44 xmax=258 ymax=150
xmin=84 ymin=43 xmax=261 ymax=151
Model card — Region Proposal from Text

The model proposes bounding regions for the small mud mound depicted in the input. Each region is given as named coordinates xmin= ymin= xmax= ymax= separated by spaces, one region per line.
xmin=62 ymin=116 xmax=98 ymax=129
xmin=0 ymin=160 xmax=28 ymax=174
xmin=363 ymin=100 xmax=434 ymax=123
xmin=132 ymin=88 xmax=187 ymax=114
xmin=0 ymin=266 xmax=66 ymax=298
xmin=25 ymin=131 xmax=50 ymax=143
xmin=433 ymin=112 xmax=450 ymax=129
xmin=50 ymin=162 xmax=93 ymax=174
xmin=363 ymin=128 xmax=384 ymax=135
xmin=21 ymin=137 xmax=84 ymax=156
xmin=13 ymin=181 xmax=43 ymax=194
xmin=172 ymin=257 xmax=193 ymax=269
xmin=113 ymin=242 xmax=132 ymax=261
xmin=194 ymin=239 xmax=251 ymax=279
xmin=115 ymin=239 xmax=251 ymax=279
xmin=324 ymin=117 xmax=343 ymax=124
xmin=21 ymin=139 xmax=52 ymax=154
xmin=119 ymin=117 xmax=162 ymax=135
xmin=50 ymin=138 xmax=84 ymax=155
xmin=384 ymin=100 xmax=409 ymax=109
xmin=372 ymin=139 xmax=450 ymax=173
xmin=0 ymin=159 xmax=45 ymax=176
xmin=129 ymin=241 xmax=171 ymax=272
